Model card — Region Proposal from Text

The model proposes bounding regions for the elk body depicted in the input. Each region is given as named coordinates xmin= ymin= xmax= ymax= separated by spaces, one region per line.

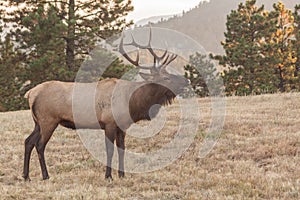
xmin=23 ymin=31 xmax=189 ymax=181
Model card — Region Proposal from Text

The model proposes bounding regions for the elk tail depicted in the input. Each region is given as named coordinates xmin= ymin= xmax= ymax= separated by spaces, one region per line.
xmin=24 ymin=89 xmax=32 ymax=99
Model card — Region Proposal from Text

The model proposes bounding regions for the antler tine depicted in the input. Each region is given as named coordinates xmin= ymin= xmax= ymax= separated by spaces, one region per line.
xmin=151 ymin=49 xmax=169 ymax=65
xmin=119 ymin=28 xmax=178 ymax=73
xmin=119 ymin=34 xmax=140 ymax=66
xmin=125 ymin=33 xmax=143 ymax=48
xmin=167 ymin=54 xmax=178 ymax=65
xmin=148 ymin=26 xmax=152 ymax=47
xmin=145 ymin=28 xmax=167 ymax=61
xmin=119 ymin=32 xmax=154 ymax=70
xmin=124 ymin=33 xmax=149 ymax=50
xmin=161 ymin=54 xmax=170 ymax=66
xmin=160 ymin=54 xmax=178 ymax=72
xmin=166 ymin=54 xmax=178 ymax=66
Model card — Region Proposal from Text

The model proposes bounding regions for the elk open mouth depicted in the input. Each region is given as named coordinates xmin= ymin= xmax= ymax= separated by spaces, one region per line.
xmin=182 ymin=86 xmax=190 ymax=93
xmin=173 ymin=85 xmax=189 ymax=95
xmin=174 ymin=83 xmax=192 ymax=96
xmin=177 ymin=79 xmax=191 ymax=94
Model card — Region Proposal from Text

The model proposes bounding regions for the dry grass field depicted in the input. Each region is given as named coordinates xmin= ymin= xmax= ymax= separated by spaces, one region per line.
xmin=0 ymin=93 xmax=299 ymax=199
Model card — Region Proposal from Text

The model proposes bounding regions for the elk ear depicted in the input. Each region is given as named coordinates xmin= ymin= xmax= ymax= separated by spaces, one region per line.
xmin=139 ymin=72 xmax=155 ymax=81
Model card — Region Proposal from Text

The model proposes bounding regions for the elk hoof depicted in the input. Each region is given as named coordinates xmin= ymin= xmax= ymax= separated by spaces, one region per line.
xmin=42 ymin=176 xmax=50 ymax=180
xmin=23 ymin=176 xmax=31 ymax=182
xmin=118 ymin=171 xmax=125 ymax=178
xmin=105 ymin=175 xmax=113 ymax=183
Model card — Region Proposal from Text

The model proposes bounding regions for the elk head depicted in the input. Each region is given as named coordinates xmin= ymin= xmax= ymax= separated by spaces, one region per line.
xmin=119 ymin=28 xmax=190 ymax=96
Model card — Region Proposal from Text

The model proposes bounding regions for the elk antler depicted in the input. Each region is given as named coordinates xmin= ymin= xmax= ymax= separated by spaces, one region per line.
xmin=119 ymin=28 xmax=177 ymax=74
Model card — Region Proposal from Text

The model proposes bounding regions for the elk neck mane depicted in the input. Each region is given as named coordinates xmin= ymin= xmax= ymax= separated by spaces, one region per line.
xmin=129 ymin=82 xmax=176 ymax=122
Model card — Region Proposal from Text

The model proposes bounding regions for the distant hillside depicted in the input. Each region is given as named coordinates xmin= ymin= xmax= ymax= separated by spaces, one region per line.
xmin=151 ymin=0 xmax=298 ymax=54
xmin=135 ymin=15 xmax=177 ymax=27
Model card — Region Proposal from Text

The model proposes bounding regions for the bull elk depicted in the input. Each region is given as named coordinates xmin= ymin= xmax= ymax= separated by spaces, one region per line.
xmin=23 ymin=29 xmax=190 ymax=181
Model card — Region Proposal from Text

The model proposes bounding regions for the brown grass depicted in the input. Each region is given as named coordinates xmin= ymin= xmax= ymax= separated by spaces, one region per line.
xmin=0 ymin=93 xmax=299 ymax=199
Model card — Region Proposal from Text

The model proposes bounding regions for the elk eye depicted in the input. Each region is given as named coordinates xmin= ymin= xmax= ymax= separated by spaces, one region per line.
xmin=163 ymin=77 xmax=170 ymax=80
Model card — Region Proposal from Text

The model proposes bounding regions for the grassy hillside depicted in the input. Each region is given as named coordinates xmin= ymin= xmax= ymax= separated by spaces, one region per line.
xmin=0 ymin=93 xmax=299 ymax=199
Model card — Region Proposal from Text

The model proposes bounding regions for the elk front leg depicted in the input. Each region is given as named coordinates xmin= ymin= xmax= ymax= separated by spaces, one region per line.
xmin=116 ymin=128 xmax=126 ymax=178
xmin=104 ymin=124 xmax=116 ymax=180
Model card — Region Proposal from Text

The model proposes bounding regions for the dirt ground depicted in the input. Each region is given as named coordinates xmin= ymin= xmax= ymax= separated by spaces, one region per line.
xmin=0 ymin=93 xmax=299 ymax=199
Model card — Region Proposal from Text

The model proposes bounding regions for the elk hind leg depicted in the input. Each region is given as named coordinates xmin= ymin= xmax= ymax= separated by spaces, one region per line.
xmin=23 ymin=123 xmax=40 ymax=181
xmin=35 ymin=122 xmax=58 ymax=180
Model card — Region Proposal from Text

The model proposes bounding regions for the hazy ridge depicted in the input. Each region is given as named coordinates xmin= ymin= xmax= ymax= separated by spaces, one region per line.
xmin=149 ymin=0 xmax=297 ymax=54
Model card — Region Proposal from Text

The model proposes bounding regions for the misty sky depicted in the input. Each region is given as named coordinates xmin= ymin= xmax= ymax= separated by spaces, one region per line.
xmin=127 ymin=0 xmax=205 ymax=22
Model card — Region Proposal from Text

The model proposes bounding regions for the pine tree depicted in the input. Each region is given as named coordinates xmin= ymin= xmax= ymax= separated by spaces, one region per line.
xmin=0 ymin=35 xmax=27 ymax=111
xmin=77 ymin=46 xmax=134 ymax=82
xmin=213 ymin=0 xmax=278 ymax=95
xmin=268 ymin=2 xmax=297 ymax=92
xmin=184 ymin=53 xmax=221 ymax=97
xmin=20 ymin=5 xmax=69 ymax=83
xmin=0 ymin=0 xmax=133 ymax=110
xmin=293 ymin=5 xmax=300 ymax=79
xmin=1 ymin=0 xmax=133 ymax=79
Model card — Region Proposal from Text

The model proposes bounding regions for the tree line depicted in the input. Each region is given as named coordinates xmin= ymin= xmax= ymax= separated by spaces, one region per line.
xmin=1 ymin=0 xmax=300 ymax=111
xmin=0 ymin=0 xmax=133 ymax=111
xmin=185 ymin=0 xmax=300 ymax=97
